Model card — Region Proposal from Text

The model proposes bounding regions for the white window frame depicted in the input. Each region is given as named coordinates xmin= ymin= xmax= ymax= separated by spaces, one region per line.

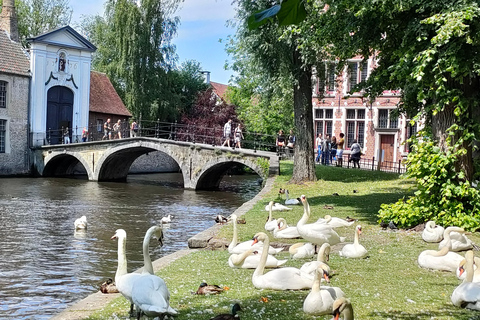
xmin=344 ymin=60 xmax=369 ymax=95
xmin=377 ymin=108 xmax=399 ymax=129
xmin=314 ymin=108 xmax=334 ymax=138
xmin=345 ymin=108 xmax=366 ymax=148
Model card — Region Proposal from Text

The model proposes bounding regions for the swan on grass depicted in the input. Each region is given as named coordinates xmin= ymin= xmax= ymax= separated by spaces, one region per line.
xmin=332 ymin=297 xmax=354 ymax=320
xmin=422 ymin=221 xmax=444 ymax=243
xmin=289 ymin=242 xmax=315 ymax=259
xmin=297 ymin=195 xmax=345 ymax=246
xmin=439 ymin=227 xmax=475 ymax=252
xmin=451 ymin=250 xmax=480 ymax=310
xmin=264 ymin=201 xmax=278 ymax=232
xmin=273 ymin=218 xmax=301 ymax=239
xmin=339 ymin=225 xmax=368 ymax=259
xmin=303 ymin=265 xmax=345 ymax=315
xmin=228 ymin=214 xmax=282 ymax=255
xmin=264 ymin=202 xmax=292 ymax=212
xmin=251 ymin=232 xmax=313 ymax=290
xmin=228 ymin=248 xmax=287 ymax=269
xmin=417 ymin=239 xmax=464 ymax=273
xmin=142 ymin=226 xmax=163 ymax=275
xmin=284 ymin=189 xmax=300 ymax=205
xmin=74 ymin=215 xmax=87 ymax=230
xmin=457 ymin=256 xmax=480 ymax=282
xmin=300 ymin=243 xmax=331 ymax=282
xmin=315 ymin=215 xmax=355 ymax=228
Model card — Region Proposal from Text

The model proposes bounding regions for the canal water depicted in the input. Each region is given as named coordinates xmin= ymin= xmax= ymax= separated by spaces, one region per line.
xmin=0 ymin=173 xmax=262 ymax=319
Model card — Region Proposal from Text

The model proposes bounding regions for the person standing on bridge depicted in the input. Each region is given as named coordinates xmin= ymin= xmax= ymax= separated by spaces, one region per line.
xmin=234 ymin=123 xmax=244 ymax=149
xmin=130 ymin=120 xmax=138 ymax=137
xmin=113 ymin=119 xmax=122 ymax=139
xmin=103 ymin=118 xmax=111 ymax=140
xmin=222 ymin=119 xmax=232 ymax=148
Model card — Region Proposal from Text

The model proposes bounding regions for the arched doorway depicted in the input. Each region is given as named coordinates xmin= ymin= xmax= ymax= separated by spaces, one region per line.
xmin=46 ymin=86 xmax=73 ymax=144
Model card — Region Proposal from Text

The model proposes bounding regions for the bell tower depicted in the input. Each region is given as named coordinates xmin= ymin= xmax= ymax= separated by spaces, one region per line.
xmin=0 ymin=0 xmax=19 ymax=42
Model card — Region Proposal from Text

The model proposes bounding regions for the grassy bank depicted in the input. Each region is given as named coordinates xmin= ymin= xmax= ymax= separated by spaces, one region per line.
xmin=86 ymin=162 xmax=480 ymax=320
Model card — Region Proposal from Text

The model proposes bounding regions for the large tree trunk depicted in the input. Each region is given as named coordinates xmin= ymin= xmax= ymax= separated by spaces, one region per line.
xmin=290 ymin=49 xmax=316 ymax=183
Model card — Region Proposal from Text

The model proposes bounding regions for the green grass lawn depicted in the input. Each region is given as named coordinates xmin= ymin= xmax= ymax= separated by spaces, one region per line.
xmin=86 ymin=162 xmax=480 ymax=320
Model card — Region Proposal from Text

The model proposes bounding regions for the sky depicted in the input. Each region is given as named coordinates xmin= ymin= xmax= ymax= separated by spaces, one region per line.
xmin=69 ymin=0 xmax=238 ymax=85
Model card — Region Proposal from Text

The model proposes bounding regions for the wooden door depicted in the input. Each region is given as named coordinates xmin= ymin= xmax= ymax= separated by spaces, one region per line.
xmin=380 ymin=135 xmax=394 ymax=168
xmin=46 ymin=86 xmax=73 ymax=144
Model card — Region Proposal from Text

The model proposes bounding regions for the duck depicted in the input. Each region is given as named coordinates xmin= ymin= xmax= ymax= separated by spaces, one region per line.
xmin=451 ymin=250 xmax=480 ymax=310
xmin=74 ymin=215 xmax=87 ymax=230
xmin=273 ymin=218 xmax=301 ymax=239
xmin=264 ymin=202 xmax=292 ymax=211
xmin=284 ymin=189 xmax=300 ymax=205
xmin=195 ymin=282 xmax=225 ymax=295
xmin=264 ymin=201 xmax=278 ymax=232
xmin=100 ymin=278 xmax=119 ymax=294
xmin=315 ymin=215 xmax=355 ymax=228
xmin=289 ymin=242 xmax=315 ymax=259
xmin=160 ymin=214 xmax=173 ymax=224
xmin=422 ymin=221 xmax=444 ymax=243
xmin=418 ymin=237 xmax=464 ymax=272
xmin=251 ymin=232 xmax=313 ymax=290
xmin=228 ymin=249 xmax=287 ymax=269
xmin=228 ymin=214 xmax=282 ymax=255
xmin=339 ymin=225 xmax=368 ymax=259
xmin=332 ymin=297 xmax=354 ymax=320
xmin=303 ymin=265 xmax=345 ymax=315
xmin=439 ymin=226 xmax=474 ymax=252
xmin=215 ymin=215 xmax=229 ymax=224
xmin=210 ymin=303 xmax=242 ymax=320
xmin=297 ymin=195 xmax=345 ymax=246
xmin=300 ymin=243 xmax=331 ymax=282
xmin=457 ymin=256 xmax=480 ymax=282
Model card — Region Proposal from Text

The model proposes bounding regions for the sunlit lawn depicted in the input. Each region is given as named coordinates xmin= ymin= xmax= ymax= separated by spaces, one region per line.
xmin=86 ymin=162 xmax=480 ymax=320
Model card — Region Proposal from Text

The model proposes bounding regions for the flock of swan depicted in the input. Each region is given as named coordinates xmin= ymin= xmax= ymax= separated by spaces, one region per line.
xmin=418 ymin=221 xmax=480 ymax=309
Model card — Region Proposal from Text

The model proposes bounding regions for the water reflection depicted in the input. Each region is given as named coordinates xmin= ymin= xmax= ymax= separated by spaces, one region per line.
xmin=0 ymin=173 xmax=261 ymax=319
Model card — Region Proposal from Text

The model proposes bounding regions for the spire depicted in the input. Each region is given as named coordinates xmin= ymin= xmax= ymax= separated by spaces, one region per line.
xmin=0 ymin=0 xmax=19 ymax=42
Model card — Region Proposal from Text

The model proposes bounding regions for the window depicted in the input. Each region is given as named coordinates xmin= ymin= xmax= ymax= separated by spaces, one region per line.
xmin=347 ymin=61 xmax=368 ymax=93
xmin=0 ymin=81 xmax=6 ymax=108
xmin=0 ymin=119 xmax=5 ymax=153
xmin=407 ymin=121 xmax=417 ymax=152
xmin=345 ymin=108 xmax=365 ymax=148
xmin=97 ymin=119 xmax=103 ymax=132
xmin=378 ymin=109 xmax=398 ymax=129
xmin=314 ymin=108 xmax=333 ymax=137
xmin=317 ymin=62 xmax=336 ymax=94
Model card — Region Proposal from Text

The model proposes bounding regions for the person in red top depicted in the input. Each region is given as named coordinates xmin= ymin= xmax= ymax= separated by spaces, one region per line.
xmin=336 ymin=133 xmax=345 ymax=167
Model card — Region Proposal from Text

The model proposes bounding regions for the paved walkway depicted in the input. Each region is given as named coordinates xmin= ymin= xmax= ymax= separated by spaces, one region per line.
xmin=50 ymin=176 xmax=276 ymax=320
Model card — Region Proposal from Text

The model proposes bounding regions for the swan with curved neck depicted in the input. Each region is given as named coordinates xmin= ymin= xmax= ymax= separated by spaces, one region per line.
xmin=142 ymin=226 xmax=163 ymax=275
xmin=251 ymin=232 xmax=313 ymax=290
xmin=457 ymin=256 xmax=480 ymax=281
xmin=303 ymin=265 xmax=345 ymax=315
xmin=273 ymin=218 xmax=301 ymax=239
xmin=264 ymin=201 xmax=278 ymax=232
xmin=284 ymin=189 xmax=300 ymax=205
xmin=332 ymin=297 xmax=354 ymax=320
xmin=418 ymin=234 xmax=464 ymax=272
xmin=300 ymin=243 xmax=331 ymax=281
xmin=316 ymin=215 xmax=354 ymax=228
xmin=422 ymin=221 xmax=444 ymax=243
xmin=297 ymin=195 xmax=344 ymax=246
xmin=339 ymin=225 xmax=368 ymax=259
xmin=289 ymin=242 xmax=315 ymax=259
xmin=451 ymin=250 xmax=480 ymax=310
xmin=228 ymin=214 xmax=282 ymax=255
xmin=439 ymin=227 xmax=474 ymax=252
xmin=228 ymin=248 xmax=287 ymax=269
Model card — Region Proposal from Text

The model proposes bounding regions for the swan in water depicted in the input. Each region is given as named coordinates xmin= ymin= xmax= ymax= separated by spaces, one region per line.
xmin=289 ymin=242 xmax=315 ymax=259
xmin=264 ymin=202 xmax=292 ymax=211
xmin=339 ymin=225 xmax=368 ymax=259
xmin=284 ymin=189 xmax=300 ymax=205
xmin=422 ymin=221 xmax=444 ymax=243
xmin=300 ymin=243 xmax=331 ymax=282
xmin=251 ymin=232 xmax=313 ymax=290
xmin=228 ymin=214 xmax=282 ymax=255
xmin=228 ymin=248 xmax=287 ymax=269
xmin=297 ymin=195 xmax=344 ymax=246
xmin=303 ymin=265 xmax=345 ymax=315
xmin=264 ymin=201 xmax=278 ymax=232
xmin=451 ymin=250 xmax=480 ymax=310
xmin=418 ymin=237 xmax=464 ymax=272
xmin=160 ymin=214 xmax=173 ymax=224
xmin=74 ymin=215 xmax=87 ymax=230
xmin=439 ymin=227 xmax=475 ymax=252
xmin=315 ymin=215 xmax=355 ymax=228
xmin=273 ymin=218 xmax=301 ymax=239
xmin=332 ymin=297 xmax=354 ymax=320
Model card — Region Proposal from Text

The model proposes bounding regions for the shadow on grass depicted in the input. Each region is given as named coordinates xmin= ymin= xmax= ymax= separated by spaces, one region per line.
xmin=371 ymin=308 xmax=480 ymax=320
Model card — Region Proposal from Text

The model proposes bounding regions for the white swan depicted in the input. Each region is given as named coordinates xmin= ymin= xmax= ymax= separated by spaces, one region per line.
xmin=273 ymin=218 xmax=301 ymax=239
xmin=457 ymin=256 xmax=480 ymax=282
xmin=303 ymin=265 xmax=345 ymax=315
xmin=332 ymin=297 xmax=354 ymax=320
xmin=289 ymin=242 xmax=315 ymax=259
xmin=264 ymin=202 xmax=292 ymax=211
xmin=315 ymin=215 xmax=355 ymax=228
xmin=439 ymin=227 xmax=474 ymax=252
xmin=142 ymin=226 xmax=163 ymax=275
xmin=284 ymin=189 xmax=300 ymax=205
xmin=339 ymin=225 xmax=368 ymax=259
xmin=422 ymin=221 xmax=444 ymax=243
xmin=297 ymin=195 xmax=344 ymax=246
xmin=300 ymin=243 xmax=331 ymax=282
xmin=160 ymin=215 xmax=172 ymax=224
xmin=251 ymin=232 xmax=313 ymax=290
xmin=418 ymin=242 xmax=464 ymax=272
xmin=228 ymin=214 xmax=282 ymax=255
xmin=74 ymin=215 xmax=87 ymax=230
xmin=264 ymin=201 xmax=278 ymax=232
xmin=228 ymin=248 xmax=287 ymax=269
xmin=451 ymin=250 xmax=480 ymax=310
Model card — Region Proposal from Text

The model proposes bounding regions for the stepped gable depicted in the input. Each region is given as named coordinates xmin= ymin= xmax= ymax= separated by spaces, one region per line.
xmin=89 ymin=71 xmax=131 ymax=116
xmin=0 ymin=30 xmax=29 ymax=77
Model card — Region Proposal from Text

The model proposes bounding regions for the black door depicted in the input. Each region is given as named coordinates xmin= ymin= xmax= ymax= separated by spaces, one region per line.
xmin=46 ymin=86 xmax=74 ymax=144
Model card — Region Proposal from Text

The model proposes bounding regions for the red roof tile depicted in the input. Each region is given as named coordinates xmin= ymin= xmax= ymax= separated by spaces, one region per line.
xmin=210 ymin=81 xmax=229 ymax=101
xmin=89 ymin=71 xmax=132 ymax=117
xmin=0 ymin=30 xmax=29 ymax=77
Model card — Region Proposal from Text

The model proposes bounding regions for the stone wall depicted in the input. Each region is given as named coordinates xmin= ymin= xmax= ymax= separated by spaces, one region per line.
xmin=129 ymin=151 xmax=180 ymax=173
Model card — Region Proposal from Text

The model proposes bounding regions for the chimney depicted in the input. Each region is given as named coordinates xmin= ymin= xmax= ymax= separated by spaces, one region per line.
xmin=201 ymin=71 xmax=211 ymax=84
xmin=0 ymin=0 xmax=19 ymax=42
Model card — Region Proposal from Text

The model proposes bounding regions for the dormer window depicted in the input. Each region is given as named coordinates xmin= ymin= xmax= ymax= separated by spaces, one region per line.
xmin=347 ymin=61 xmax=368 ymax=93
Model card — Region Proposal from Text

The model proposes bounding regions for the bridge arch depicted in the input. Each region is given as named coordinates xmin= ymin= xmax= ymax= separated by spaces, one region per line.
xmin=43 ymin=151 xmax=92 ymax=178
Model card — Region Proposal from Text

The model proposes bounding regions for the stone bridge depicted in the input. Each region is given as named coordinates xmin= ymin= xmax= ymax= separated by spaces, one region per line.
xmin=31 ymin=137 xmax=279 ymax=190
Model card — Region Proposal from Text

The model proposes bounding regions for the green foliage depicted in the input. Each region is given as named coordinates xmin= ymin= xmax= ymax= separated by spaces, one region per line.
xmin=379 ymin=135 xmax=480 ymax=231
xmin=255 ymin=157 xmax=270 ymax=179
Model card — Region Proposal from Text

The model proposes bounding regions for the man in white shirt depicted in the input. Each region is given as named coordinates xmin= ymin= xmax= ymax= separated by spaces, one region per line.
xmin=222 ymin=119 xmax=232 ymax=147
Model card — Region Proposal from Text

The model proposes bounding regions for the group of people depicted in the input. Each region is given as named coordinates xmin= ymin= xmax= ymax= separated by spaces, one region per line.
xmin=102 ymin=119 xmax=139 ymax=140
xmin=222 ymin=119 xmax=245 ymax=149
xmin=276 ymin=129 xmax=296 ymax=156
xmin=315 ymin=132 xmax=362 ymax=168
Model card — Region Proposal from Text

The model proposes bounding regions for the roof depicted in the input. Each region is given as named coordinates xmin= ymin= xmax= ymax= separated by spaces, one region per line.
xmin=27 ymin=25 xmax=96 ymax=52
xmin=89 ymin=71 xmax=132 ymax=117
xmin=0 ymin=30 xmax=30 ymax=77
xmin=210 ymin=81 xmax=229 ymax=101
